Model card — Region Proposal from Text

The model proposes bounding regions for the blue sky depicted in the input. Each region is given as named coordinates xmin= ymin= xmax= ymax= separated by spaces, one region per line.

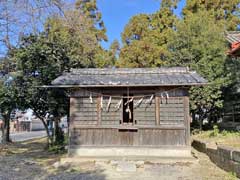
xmin=98 ymin=0 xmax=186 ymax=49
xmin=0 ymin=0 xmax=186 ymax=56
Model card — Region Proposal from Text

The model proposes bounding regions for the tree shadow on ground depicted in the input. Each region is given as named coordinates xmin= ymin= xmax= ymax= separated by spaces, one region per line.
xmin=46 ymin=169 xmax=106 ymax=180
xmin=0 ymin=138 xmax=107 ymax=180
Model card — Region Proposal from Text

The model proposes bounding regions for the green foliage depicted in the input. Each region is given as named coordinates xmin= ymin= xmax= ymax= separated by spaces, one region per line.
xmin=118 ymin=0 xmax=178 ymax=67
xmin=118 ymin=40 xmax=167 ymax=67
xmin=75 ymin=0 xmax=107 ymax=41
xmin=183 ymin=0 xmax=240 ymax=30
xmin=0 ymin=78 xmax=18 ymax=116
xmin=46 ymin=0 xmax=112 ymax=68
xmin=168 ymin=10 xmax=229 ymax=123
xmin=210 ymin=125 xmax=220 ymax=137
xmin=45 ymin=0 xmax=114 ymax=69
xmin=48 ymin=133 xmax=68 ymax=154
xmin=54 ymin=125 xmax=64 ymax=145
xmin=48 ymin=143 xmax=66 ymax=154
xmin=14 ymin=34 xmax=70 ymax=114
xmin=46 ymin=14 xmax=98 ymax=68
xmin=13 ymin=34 xmax=70 ymax=145
xmin=228 ymin=171 xmax=237 ymax=179
xmin=0 ymin=56 xmax=21 ymax=143
xmin=221 ymin=130 xmax=228 ymax=136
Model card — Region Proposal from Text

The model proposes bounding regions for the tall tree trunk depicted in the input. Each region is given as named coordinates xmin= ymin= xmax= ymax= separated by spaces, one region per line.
xmin=54 ymin=117 xmax=59 ymax=143
xmin=199 ymin=114 xmax=204 ymax=132
xmin=1 ymin=113 xmax=11 ymax=144
xmin=54 ymin=116 xmax=64 ymax=145
xmin=35 ymin=114 xmax=53 ymax=147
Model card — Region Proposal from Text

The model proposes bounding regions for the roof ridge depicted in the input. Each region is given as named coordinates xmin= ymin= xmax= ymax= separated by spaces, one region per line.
xmin=70 ymin=67 xmax=190 ymax=75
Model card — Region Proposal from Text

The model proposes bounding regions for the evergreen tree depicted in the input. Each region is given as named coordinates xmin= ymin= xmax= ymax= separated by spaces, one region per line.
xmin=183 ymin=0 xmax=240 ymax=30
xmin=75 ymin=0 xmax=107 ymax=41
xmin=13 ymin=34 xmax=70 ymax=146
xmin=168 ymin=10 xmax=229 ymax=129
xmin=46 ymin=0 xmax=111 ymax=68
xmin=118 ymin=0 xmax=178 ymax=67
xmin=0 ymin=64 xmax=18 ymax=144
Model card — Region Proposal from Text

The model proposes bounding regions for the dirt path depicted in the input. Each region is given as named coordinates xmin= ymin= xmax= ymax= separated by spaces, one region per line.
xmin=0 ymin=139 xmax=237 ymax=180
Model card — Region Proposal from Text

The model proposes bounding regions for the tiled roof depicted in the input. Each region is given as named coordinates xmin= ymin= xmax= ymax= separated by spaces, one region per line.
xmin=51 ymin=67 xmax=207 ymax=87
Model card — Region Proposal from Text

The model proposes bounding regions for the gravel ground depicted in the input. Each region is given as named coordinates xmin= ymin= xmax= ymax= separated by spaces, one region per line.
xmin=0 ymin=138 xmax=238 ymax=180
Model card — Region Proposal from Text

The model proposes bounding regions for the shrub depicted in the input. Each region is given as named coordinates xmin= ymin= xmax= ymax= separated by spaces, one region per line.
xmin=210 ymin=125 xmax=219 ymax=137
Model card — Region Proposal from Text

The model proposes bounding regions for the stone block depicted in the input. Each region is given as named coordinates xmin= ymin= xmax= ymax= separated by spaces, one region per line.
xmin=228 ymin=160 xmax=240 ymax=178
xmin=95 ymin=161 xmax=107 ymax=166
xmin=206 ymin=146 xmax=217 ymax=156
xmin=217 ymin=146 xmax=234 ymax=160
xmin=135 ymin=161 xmax=145 ymax=168
xmin=192 ymin=139 xmax=207 ymax=153
xmin=110 ymin=160 xmax=118 ymax=166
xmin=116 ymin=161 xmax=137 ymax=172
xmin=228 ymin=160 xmax=239 ymax=172
xmin=232 ymin=149 xmax=240 ymax=163
xmin=209 ymin=154 xmax=219 ymax=165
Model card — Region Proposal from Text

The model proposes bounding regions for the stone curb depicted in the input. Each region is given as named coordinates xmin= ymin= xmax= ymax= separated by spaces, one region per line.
xmin=192 ymin=139 xmax=240 ymax=178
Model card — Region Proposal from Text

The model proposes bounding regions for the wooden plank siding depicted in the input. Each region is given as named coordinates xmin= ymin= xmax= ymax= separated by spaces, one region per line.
xmin=159 ymin=97 xmax=185 ymax=125
xmin=70 ymin=128 xmax=186 ymax=147
xmin=70 ymin=97 xmax=98 ymax=125
xmin=69 ymin=88 xmax=190 ymax=148
xmin=101 ymin=97 xmax=122 ymax=125
xmin=134 ymin=97 xmax=155 ymax=125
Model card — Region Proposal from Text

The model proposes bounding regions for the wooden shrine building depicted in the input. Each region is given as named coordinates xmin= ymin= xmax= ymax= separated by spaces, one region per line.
xmin=52 ymin=67 xmax=207 ymax=158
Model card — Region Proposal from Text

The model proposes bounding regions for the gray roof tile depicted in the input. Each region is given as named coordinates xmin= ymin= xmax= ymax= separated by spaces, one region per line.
xmin=52 ymin=67 xmax=207 ymax=87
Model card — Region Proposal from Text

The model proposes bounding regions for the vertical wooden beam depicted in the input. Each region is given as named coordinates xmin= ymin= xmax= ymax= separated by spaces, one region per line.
xmin=69 ymin=97 xmax=76 ymax=130
xmin=184 ymin=96 xmax=190 ymax=146
xmin=68 ymin=97 xmax=75 ymax=154
xmin=97 ymin=96 xmax=102 ymax=126
xmin=155 ymin=96 xmax=160 ymax=125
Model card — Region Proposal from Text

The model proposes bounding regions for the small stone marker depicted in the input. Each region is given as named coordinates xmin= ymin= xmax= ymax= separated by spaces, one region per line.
xmin=52 ymin=161 xmax=61 ymax=169
xmin=110 ymin=160 xmax=118 ymax=166
xmin=116 ymin=161 xmax=137 ymax=172
xmin=135 ymin=161 xmax=144 ymax=168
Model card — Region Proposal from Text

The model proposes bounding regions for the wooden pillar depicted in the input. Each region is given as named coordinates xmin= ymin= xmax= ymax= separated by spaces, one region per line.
xmin=155 ymin=96 xmax=160 ymax=125
xmin=97 ymin=96 xmax=102 ymax=125
xmin=69 ymin=97 xmax=76 ymax=130
xmin=184 ymin=96 xmax=190 ymax=146
xmin=68 ymin=97 xmax=75 ymax=152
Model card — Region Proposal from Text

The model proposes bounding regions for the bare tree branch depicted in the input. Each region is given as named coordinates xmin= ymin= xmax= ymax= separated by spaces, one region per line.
xmin=0 ymin=0 xmax=69 ymax=55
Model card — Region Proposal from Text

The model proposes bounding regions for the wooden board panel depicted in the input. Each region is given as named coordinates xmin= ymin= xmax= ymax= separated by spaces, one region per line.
xmin=137 ymin=129 xmax=186 ymax=146
xmin=101 ymin=97 xmax=122 ymax=125
xmin=134 ymin=97 xmax=156 ymax=125
xmin=71 ymin=97 xmax=98 ymax=125
xmin=71 ymin=128 xmax=186 ymax=146
xmin=137 ymin=120 xmax=156 ymax=125
xmin=159 ymin=97 xmax=185 ymax=125
xmin=74 ymin=121 xmax=97 ymax=125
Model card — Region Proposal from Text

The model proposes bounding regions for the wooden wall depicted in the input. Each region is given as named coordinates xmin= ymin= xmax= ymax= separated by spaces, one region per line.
xmin=101 ymin=97 xmax=122 ymax=125
xmin=69 ymin=87 xmax=190 ymax=148
xmin=134 ymin=97 xmax=156 ymax=126
xmin=70 ymin=128 xmax=186 ymax=147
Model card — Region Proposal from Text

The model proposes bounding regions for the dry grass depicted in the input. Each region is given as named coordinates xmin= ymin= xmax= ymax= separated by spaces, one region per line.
xmin=193 ymin=130 xmax=240 ymax=148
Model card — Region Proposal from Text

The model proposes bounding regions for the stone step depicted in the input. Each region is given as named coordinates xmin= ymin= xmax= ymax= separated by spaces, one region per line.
xmin=61 ymin=156 xmax=197 ymax=165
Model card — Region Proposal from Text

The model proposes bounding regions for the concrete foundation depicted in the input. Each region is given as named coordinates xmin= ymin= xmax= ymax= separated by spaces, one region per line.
xmin=68 ymin=146 xmax=191 ymax=159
